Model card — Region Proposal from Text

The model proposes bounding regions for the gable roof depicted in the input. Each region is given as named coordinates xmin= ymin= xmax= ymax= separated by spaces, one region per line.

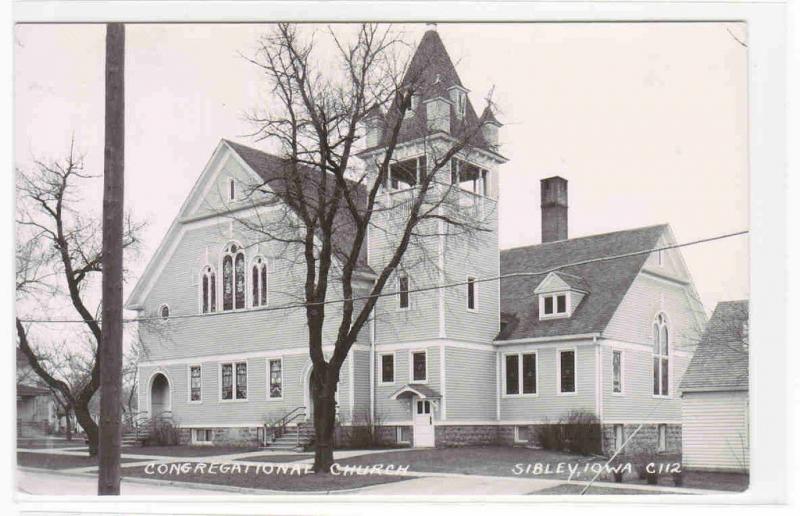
xmin=224 ymin=140 xmax=370 ymax=270
xmin=496 ymin=224 xmax=668 ymax=341
xmin=680 ymin=300 xmax=749 ymax=393
xmin=364 ymin=29 xmax=498 ymax=156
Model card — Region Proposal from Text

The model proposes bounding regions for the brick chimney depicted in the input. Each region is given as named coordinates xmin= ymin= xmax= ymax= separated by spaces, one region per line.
xmin=541 ymin=176 xmax=568 ymax=243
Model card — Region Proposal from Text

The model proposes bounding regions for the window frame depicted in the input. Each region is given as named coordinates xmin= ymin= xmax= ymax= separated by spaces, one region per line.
xmin=228 ymin=178 xmax=236 ymax=201
xmin=219 ymin=360 xmax=248 ymax=402
xmin=408 ymin=350 xmax=428 ymax=384
xmin=396 ymin=426 xmax=411 ymax=444
xmin=266 ymin=357 xmax=283 ymax=401
xmin=539 ymin=293 xmax=570 ymax=319
xmin=397 ymin=272 xmax=411 ymax=311
xmin=658 ymin=423 xmax=667 ymax=452
xmin=466 ymin=275 xmax=478 ymax=312
xmin=250 ymin=256 xmax=269 ymax=308
xmin=514 ymin=425 xmax=530 ymax=444
xmin=158 ymin=304 xmax=170 ymax=320
xmin=192 ymin=428 xmax=213 ymax=445
xmin=379 ymin=352 xmax=396 ymax=386
xmin=221 ymin=242 xmax=247 ymax=312
xmin=611 ymin=349 xmax=625 ymax=396
xmin=652 ymin=313 xmax=671 ymax=398
xmin=187 ymin=364 xmax=202 ymax=404
xmin=502 ymin=351 xmax=538 ymax=398
xmin=199 ymin=265 xmax=217 ymax=314
xmin=556 ymin=347 xmax=578 ymax=395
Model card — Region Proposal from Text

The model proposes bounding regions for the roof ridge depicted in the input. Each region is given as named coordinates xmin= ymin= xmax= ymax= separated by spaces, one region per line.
xmin=501 ymin=223 xmax=668 ymax=254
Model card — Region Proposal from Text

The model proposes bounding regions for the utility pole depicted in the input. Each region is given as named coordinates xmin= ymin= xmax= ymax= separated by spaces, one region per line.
xmin=98 ymin=22 xmax=125 ymax=496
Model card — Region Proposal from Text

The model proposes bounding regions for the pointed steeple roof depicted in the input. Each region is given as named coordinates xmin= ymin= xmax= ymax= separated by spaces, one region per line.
xmin=364 ymin=29 xmax=501 ymax=156
xmin=480 ymin=105 xmax=501 ymax=126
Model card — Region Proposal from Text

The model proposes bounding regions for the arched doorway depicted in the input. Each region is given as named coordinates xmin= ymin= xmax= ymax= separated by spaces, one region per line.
xmin=149 ymin=372 xmax=171 ymax=416
xmin=302 ymin=362 xmax=340 ymax=422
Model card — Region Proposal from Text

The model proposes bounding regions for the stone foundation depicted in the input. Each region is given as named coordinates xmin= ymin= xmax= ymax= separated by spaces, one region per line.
xmin=177 ymin=426 xmax=262 ymax=447
xmin=601 ymin=423 xmax=682 ymax=455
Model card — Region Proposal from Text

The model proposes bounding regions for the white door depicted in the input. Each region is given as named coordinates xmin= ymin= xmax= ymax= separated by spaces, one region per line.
xmin=412 ymin=399 xmax=435 ymax=448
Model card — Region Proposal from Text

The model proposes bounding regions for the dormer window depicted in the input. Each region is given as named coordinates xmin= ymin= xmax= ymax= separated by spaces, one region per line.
xmin=541 ymin=293 xmax=568 ymax=317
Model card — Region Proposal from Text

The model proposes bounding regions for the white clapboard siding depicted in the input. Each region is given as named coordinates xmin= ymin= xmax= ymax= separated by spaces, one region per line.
xmin=682 ymin=391 xmax=749 ymax=471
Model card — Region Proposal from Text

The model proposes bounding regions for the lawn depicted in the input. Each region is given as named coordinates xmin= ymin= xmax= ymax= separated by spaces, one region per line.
xmin=122 ymin=445 xmax=262 ymax=457
xmin=17 ymin=452 xmax=140 ymax=470
xmin=121 ymin=462 xmax=411 ymax=492
xmin=535 ymin=484 xmax=673 ymax=495
xmin=17 ymin=439 xmax=88 ymax=450
xmin=338 ymin=446 xmax=604 ymax=480
xmin=236 ymin=454 xmax=313 ymax=463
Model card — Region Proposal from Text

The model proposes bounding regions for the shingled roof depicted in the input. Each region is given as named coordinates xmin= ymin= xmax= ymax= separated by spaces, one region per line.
xmin=365 ymin=29 xmax=497 ymax=155
xmin=496 ymin=224 xmax=668 ymax=341
xmin=224 ymin=140 xmax=370 ymax=270
xmin=680 ymin=300 xmax=749 ymax=393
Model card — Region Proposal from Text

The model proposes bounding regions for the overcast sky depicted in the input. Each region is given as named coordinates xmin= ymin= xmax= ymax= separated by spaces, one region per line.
xmin=14 ymin=22 xmax=749 ymax=317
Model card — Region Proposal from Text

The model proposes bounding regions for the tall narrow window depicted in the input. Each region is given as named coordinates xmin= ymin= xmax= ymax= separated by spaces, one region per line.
xmin=398 ymin=273 xmax=410 ymax=309
xmin=653 ymin=313 xmax=670 ymax=396
xmin=222 ymin=243 xmax=245 ymax=311
xmin=658 ymin=424 xmax=667 ymax=451
xmin=543 ymin=295 xmax=554 ymax=315
xmin=612 ymin=350 xmax=623 ymax=394
xmin=236 ymin=362 xmax=247 ymax=400
xmin=268 ymin=359 xmax=282 ymax=399
xmin=614 ymin=424 xmax=624 ymax=450
xmin=221 ymin=363 xmax=233 ymax=400
xmin=190 ymin=366 xmax=202 ymax=402
xmin=559 ymin=350 xmax=576 ymax=394
xmin=381 ymin=354 xmax=395 ymax=384
xmin=229 ymin=178 xmax=236 ymax=201
xmin=505 ymin=354 xmax=519 ymax=395
xmin=251 ymin=257 xmax=268 ymax=307
xmin=201 ymin=265 xmax=216 ymax=313
xmin=522 ymin=353 xmax=537 ymax=394
xmin=467 ymin=276 xmax=477 ymax=310
xmin=411 ymin=351 xmax=427 ymax=382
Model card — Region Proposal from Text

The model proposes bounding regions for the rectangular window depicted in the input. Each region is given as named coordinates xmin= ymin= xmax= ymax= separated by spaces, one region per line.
xmin=543 ymin=296 xmax=554 ymax=315
xmin=221 ymin=361 xmax=247 ymax=401
xmin=559 ymin=350 xmax=576 ymax=394
xmin=514 ymin=426 xmax=530 ymax=444
xmin=221 ymin=363 xmax=233 ymax=400
xmin=612 ymin=350 xmax=623 ymax=394
xmin=411 ymin=351 xmax=427 ymax=382
xmin=397 ymin=426 xmax=412 ymax=444
xmin=381 ymin=354 xmax=395 ymax=384
xmin=556 ymin=294 xmax=567 ymax=313
xmin=614 ymin=424 xmax=624 ymax=450
xmin=504 ymin=352 xmax=537 ymax=395
xmin=505 ymin=354 xmax=519 ymax=395
xmin=190 ymin=365 xmax=202 ymax=402
xmin=398 ymin=274 xmax=410 ymax=309
xmin=236 ymin=362 xmax=247 ymax=400
xmin=658 ymin=424 xmax=667 ymax=452
xmin=193 ymin=429 xmax=212 ymax=443
xmin=268 ymin=359 xmax=282 ymax=399
xmin=467 ymin=276 xmax=477 ymax=310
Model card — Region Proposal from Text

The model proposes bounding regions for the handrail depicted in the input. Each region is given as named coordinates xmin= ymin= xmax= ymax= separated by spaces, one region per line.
xmin=265 ymin=406 xmax=305 ymax=443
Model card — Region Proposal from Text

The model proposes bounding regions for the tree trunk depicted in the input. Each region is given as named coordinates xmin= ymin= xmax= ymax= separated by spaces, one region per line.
xmin=311 ymin=367 xmax=338 ymax=473
xmin=64 ymin=409 xmax=72 ymax=441
xmin=75 ymin=403 xmax=99 ymax=456
xmin=98 ymin=21 xmax=125 ymax=496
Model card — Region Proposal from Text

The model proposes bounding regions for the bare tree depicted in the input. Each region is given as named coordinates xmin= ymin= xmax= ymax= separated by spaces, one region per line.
xmin=239 ymin=24 xmax=500 ymax=471
xmin=15 ymin=142 xmax=144 ymax=456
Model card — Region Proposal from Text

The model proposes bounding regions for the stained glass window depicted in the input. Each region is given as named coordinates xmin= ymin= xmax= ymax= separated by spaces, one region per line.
xmin=269 ymin=359 xmax=282 ymax=399
xmin=222 ymin=255 xmax=233 ymax=311
xmin=201 ymin=265 xmax=216 ymax=314
xmin=653 ymin=314 xmax=670 ymax=396
xmin=612 ymin=350 xmax=623 ymax=394
xmin=236 ymin=362 xmax=247 ymax=400
xmin=221 ymin=363 xmax=233 ymax=400
xmin=190 ymin=366 xmax=201 ymax=401
xmin=235 ymin=253 xmax=245 ymax=309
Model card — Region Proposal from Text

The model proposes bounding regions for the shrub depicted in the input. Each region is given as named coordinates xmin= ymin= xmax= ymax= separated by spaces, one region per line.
xmin=560 ymin=410 xmax=601 ymax=456
xmin=632 ymin=451 xmax=659 ymax=485
xmin=671 ymin=470 xmax=684 ymax=487
xmin=338 ymin=410 xmax=386 ymax=449
xmin=148 ymin=416 xmax=180 ymax=446
xmin=533 ymin=419 xmax=563 ymax=451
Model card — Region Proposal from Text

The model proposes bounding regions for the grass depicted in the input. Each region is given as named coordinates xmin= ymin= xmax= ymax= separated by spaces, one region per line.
xmin=338 ymin=446 xmax=604 ymax=480
xmin=121 ymin=445 xmax=262 ymax=457
xmin=535 ymin=484 xmax=675 ymax=495
xmin=236 ymin=454 xmax=313 ymax=463
xmin=17 ymin=452 xmax=139 ymax=470
xmin=121 ymin=462 xmax=411 ymax=492
xmin=17 ymin=439 xmax=88 ymax=450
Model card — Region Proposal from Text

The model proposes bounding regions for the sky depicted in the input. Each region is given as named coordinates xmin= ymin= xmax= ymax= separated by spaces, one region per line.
xmin=14 ymin=22 xmax=749 ymax=319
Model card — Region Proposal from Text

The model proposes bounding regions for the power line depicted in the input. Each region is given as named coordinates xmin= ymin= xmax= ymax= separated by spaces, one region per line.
xmin=16 ymin=229 xmax=748 ymax=325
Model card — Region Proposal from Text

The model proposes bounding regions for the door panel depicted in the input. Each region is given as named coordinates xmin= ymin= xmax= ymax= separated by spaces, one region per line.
xmin=412 ymin=399 xmax=435 ymax=447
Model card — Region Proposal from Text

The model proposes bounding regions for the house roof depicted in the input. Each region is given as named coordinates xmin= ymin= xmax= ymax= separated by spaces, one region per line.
xmin=496 ymin=224 xmax=668 ymax=341
xmin=223 ymin=140 xmax=370 ymax=270
xmin=364 ymin=29 xmax=497 ymax=155
xmin=389 ymin=383 xmax=442 ymax=400
xmin=680 ymin=300 xmax=749 ymax=393
xmin=17 ymin=383 xmax=50 ymax=397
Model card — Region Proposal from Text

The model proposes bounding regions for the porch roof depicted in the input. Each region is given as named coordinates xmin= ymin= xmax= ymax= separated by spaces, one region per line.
xmin=389 ymin=384 xmax=442 ymax=400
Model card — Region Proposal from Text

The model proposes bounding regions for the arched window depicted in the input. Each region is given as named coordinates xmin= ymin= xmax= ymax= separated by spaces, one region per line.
xmin=251 ymin=257 xmax=268 ymax=307
xmin=159 ymin=304 xmax=170 ymax=319
xmin=200 ymin=265 xmax=216 ymax=314
xmin=222 ymin=243 xmax=246 ymax=311
xmin=652 ymin=313 xmax=669 ymax=397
